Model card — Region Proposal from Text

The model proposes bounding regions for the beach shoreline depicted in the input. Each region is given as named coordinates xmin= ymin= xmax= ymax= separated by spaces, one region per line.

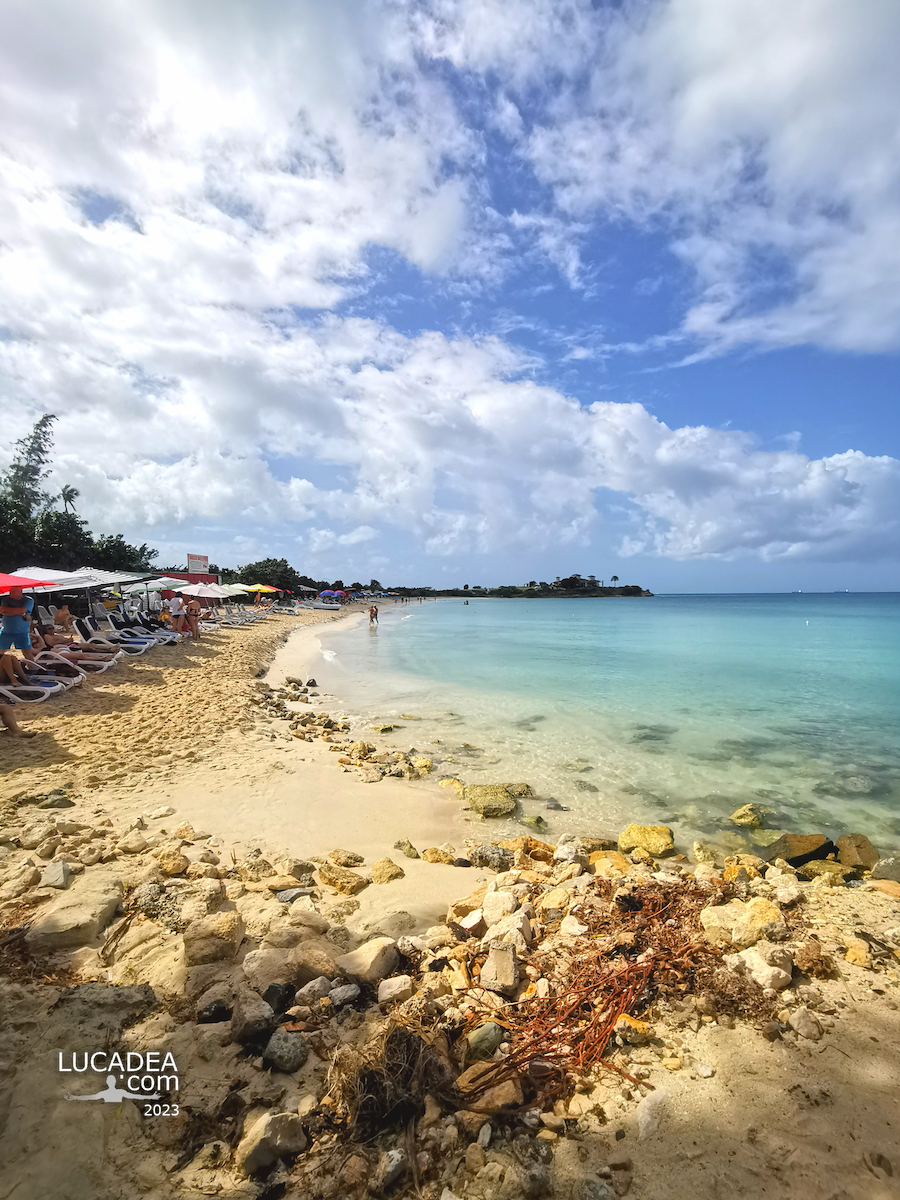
xmin=0 ymin=605 xmax=899 ymax=1200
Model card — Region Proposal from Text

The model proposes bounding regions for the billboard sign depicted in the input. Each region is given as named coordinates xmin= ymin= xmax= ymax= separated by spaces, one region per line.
xmin=186 ymin=554 xmax=209 ymax=574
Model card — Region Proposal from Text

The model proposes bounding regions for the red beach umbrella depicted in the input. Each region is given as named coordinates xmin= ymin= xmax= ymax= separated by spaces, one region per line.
xmin=0 ymin=573 xmax=56 ymax=593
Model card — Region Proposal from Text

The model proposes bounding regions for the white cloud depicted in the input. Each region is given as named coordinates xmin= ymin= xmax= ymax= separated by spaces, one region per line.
xmin=432 ymin=0 xmax=900 ymax=353
xmin=0 ymin=0 xmax=897 ymax=575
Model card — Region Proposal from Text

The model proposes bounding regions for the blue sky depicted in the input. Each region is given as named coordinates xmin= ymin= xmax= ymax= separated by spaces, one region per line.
xmin=1 ymin=0 xmax=899 ymax=590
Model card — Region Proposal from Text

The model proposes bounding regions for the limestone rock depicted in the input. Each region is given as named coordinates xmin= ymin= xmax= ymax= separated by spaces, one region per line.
xmin=231 ymin=987 xmax=277 ymax=1044
xmin=844 ymin=936 xmax=872 ymax=968
xmin=235 ymin=1111 xmax=308 ymax=1175
xmin=25 ymin=873 xmax=123 ymax=953
xmin=295 ymin=976 xmax=332 ymax=1004
xmin=481 ymin=909 xmax=533 ymax=952
xmin=479 ymin=942 xmax=518 ymax=996
xmin=263 ymin=1028 xmax=309 ymax=1072
xmin=468 ymin=844 xmax=514 ymax=872
xmin=330 ymin=983 xmax=361 ymax=1006
xmin=535 ymin=885 xmax=573 ymax=919
xmin=289 ymin=937 xmax=341 ymax=983
xmin=39 ymin=860 xmax=71 ymax=889
xmin=737 ymin=941 xmax=793 ymax=990
xmin=236 ymin=857 xmax=275 ymax=882
xmin=157 ymin=848 xmax=190 ymax=876
xmin=759 ymin=834 xmax=834 ymax=867
xmin=729 ymin=804 xmax=770 ymax=828
xmin=378 ymin=974 xmax=414 ymax=1005
xmin=329 ymin=849 xmax=364 ymax=868
xmin=463 ymin=784 xmax=518 ymax=818
xmin=371 ymin=857 xmax=405 ymax=884
xmin=394 ymin=838 xmax=420 ymax=859
xmin=699 ymin=897 xmax=786 ymax=949
xmin=589 ymin=850 xmax=633 ymax=879
xmin=183 ymin=911 xmax=244 ymax=966
xmin=117 ymin=829 xmax=148 ymax=854
xmin=788 ymin=1006 xmax=823 ymax=1041
xmin=482 ymin=889 xmax=517 ymax=927
xmin=618 ymin=824 xmax=674 ymax=857
xmin=447 ymin=884 xmax=488 ymax=924
xmin=318 ymin=862 xmax=369 ymax=894
xmin=560 ymin=914 xmax=588 ymax=937
xmin=241 ymin=947 xmax=298 ymax=992
xmin=836 ymin=834 xmax=880 ymax=870
xmin=422 ymin=847 xmax=456 ymax=865
xmin=871 ymin=857 xmax=900 ymax=884
xmin=336 ymin=936 xmax=399 ymax=982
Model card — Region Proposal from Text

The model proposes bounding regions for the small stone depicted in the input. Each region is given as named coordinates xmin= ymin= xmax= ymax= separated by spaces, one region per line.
xmin=467 ymin=1022 xmax=505 ymax=1060
xmin=234 ymin=1111 xmax=308 ymax=1175
xmin=329 ymin=983 xmax=361 ymax=1006
xmin=422 ymin=847 xmax=456 ymax=865
xmin=378 ymin=974 xmax=415 ymax=1004
xmin=479 ymin=942 xmax=518 ymax=996
xmin=618 ymin=824 xmax=674 ymax=857
xmin=844 ymin=936 xmax=872 ymax=968
xmin=468 ymin=844 xmax=515 ymax=872
xmin=318 ymin=862 xmax=369 ymax=894
xmin=696 ymin=1065 xmax=715 ymax=1078
xmin=560 ymin=914 xmax=588 ymax=937
xmin=371 ymin=857 xmax=405 ymax=884
xmin=263 ymin=1028 xmax=309 ymax=1072
xmin=730 ymin=803 xmax=770 ymax=827
xmin=183 ymin=911 xmax=244 ymax=966
xmin=788 ymin=1006 xmax=823 ymax=1040
xmin=275 ymin=888 xmax=309 ymax=904
xmin=148 ymin=806 xmax=176 ymax=818
xmin=692 ymin=841 xmax=722 ymax=866
xmin=394 ymin=838 xmax=420 ymax=859
xmin=262 ymin=982 xmax=296 ymax=1014
xmin=295 ymin=976 xmax=333 ymax=1004
xmin=39 ymin=860 xmax=71 ymax=890
xmin=871 ymin=858 xmax=900 ymax=884
xmin=231 ymin=987 xmax=277 ymax=1044
xmin=374 ymin=1147 xmax=408 ymax=1193
xmin=699 ymin=897 xmax=786 ymax=949
xmin=157 ymin=848 xmax=190 ymax=876
xmin=482 ymin=889 xmax=517 ymax=926
xmin=336 ymin=937 xmax=399 ymax=982
xmin=329 ymin=848 xmax=365 ymax=867
xmin=116 ymin=829 xmax=148 ymax=854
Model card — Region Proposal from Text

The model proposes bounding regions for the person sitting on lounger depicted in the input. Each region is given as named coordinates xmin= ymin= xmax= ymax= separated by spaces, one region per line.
xmin=53 ymin=603 xmax=76 ymax=633
xmin=31 ymin=626 xmax=119 ymax=664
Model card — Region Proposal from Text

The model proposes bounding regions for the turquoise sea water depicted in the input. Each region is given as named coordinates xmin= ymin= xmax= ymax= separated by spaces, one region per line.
xmin=313 ymin=595 xmax=900 ymax=852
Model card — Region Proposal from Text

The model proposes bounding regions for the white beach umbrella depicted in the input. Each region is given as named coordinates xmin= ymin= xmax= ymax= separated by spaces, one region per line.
xmin=178 ymin=583 xmax=234 ymax=598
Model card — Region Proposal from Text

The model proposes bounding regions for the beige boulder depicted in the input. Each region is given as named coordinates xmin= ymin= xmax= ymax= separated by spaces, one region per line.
xmin=183 ymin=911 xmax=244 ymax=966
xmin=699 ymin=898 xmax=786 ymax=949
xmin=25 ymin=872 xmax=123 ymax=953
xmin=371 ymin=858 xmax=405 ymax=884
xmin=463 ymin=784 xmax=518 ymax=818
xmin=318 ymin=862 xmax=369 ymax=895
xmin=335 ymin=936 xmax=398 ymax=982
xmin=618 ymin=824 xmax=674 ymax=857
xmin=157 ymin=848 xmax=190 ymax=876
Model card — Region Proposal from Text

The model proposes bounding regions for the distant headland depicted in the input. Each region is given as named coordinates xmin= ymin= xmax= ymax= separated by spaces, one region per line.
xmin=430 ymin=574 xmax=653 ymax=598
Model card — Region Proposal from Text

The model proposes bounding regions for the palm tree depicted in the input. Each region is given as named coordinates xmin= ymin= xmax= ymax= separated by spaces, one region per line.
xmin=60 ymin=485 xmax=80 ymax=513
xmin=610 ymin=575 xmax=619 ymax=586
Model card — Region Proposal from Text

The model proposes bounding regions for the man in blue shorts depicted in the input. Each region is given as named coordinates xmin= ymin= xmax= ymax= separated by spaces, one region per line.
xmin=0 ymin=587 xmax=36 ymax=661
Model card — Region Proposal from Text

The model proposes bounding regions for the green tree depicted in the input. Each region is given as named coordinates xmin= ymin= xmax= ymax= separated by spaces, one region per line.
xmin=237 ymin=557 xmax=303 ymax=592
xmin=0 ymin=413 xmax=57 ymax=570
xmin=369 ymin=579 xmax=382 ymax=590
xmin=34 ymin=511 xmax=94 ymax=570
xmin=611 ymin=575 xmax=619 ymax=586
xmin=90 ymin=534 xmax=158 ymax=572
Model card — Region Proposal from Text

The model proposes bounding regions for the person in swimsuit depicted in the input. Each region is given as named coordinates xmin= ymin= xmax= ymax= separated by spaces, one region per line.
xmin=184 ymin=597 xmax=202 ymax=641
xmin=168 ymin=593 xmax=186 ymax=634
xmin=368 ymin=604 xmax=378 ymax=625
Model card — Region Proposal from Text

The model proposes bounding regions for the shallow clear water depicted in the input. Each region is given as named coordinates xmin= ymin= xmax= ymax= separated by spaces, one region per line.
xmin=312 ymin=595 xmax=900 ymax=852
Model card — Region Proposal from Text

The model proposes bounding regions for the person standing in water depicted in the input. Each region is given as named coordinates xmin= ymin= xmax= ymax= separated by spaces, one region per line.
xmin=368 ymin=604 xmax=378 ymax=625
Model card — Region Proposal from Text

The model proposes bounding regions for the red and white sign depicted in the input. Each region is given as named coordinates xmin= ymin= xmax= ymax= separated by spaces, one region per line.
xmin=186 ymin=554 xmax=209 ymax=574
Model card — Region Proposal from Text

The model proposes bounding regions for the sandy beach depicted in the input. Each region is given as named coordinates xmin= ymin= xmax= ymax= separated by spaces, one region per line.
xmin=0 ymin=609 xmax=899 ymax=1200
